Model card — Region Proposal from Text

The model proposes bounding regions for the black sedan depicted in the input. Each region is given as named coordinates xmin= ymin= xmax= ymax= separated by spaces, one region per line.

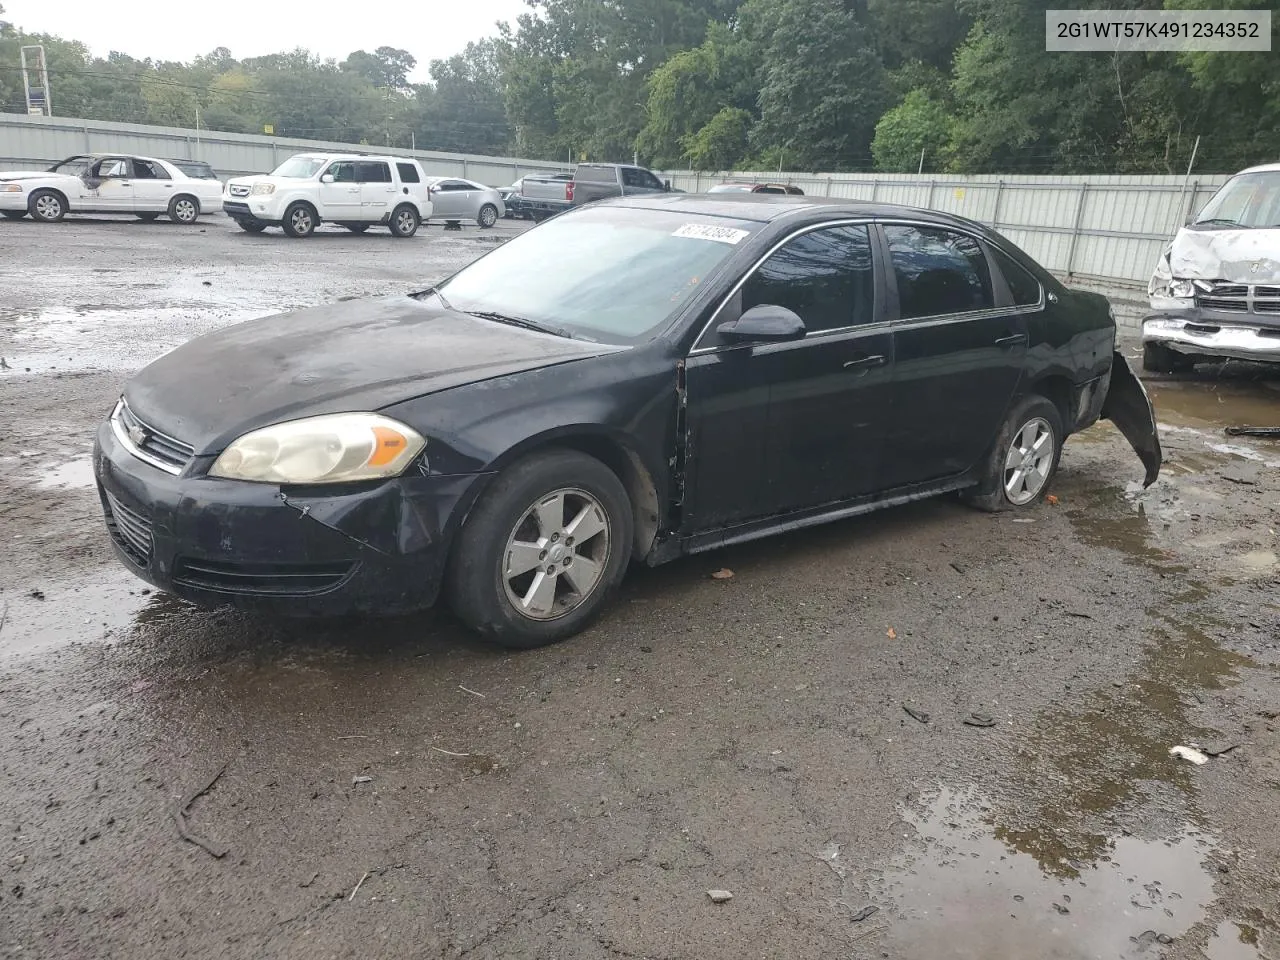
xmin=94 ymin=195 xmax=1161 ymax=648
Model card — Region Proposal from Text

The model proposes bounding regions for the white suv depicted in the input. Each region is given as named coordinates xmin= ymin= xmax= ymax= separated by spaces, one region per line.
xmin=223 ymin=154 xmax=433 ymax=238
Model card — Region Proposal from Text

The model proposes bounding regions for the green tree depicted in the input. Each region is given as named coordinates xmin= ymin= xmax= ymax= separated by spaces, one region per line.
xmin=872 ymin=89 xmax=951 ymax=171
xmin=342 ymin=46 xmax=417 ymax=91
xmin=682 ymin=106 xmax=753 ymax=169
xmin=416 ymin=39 xmax=511 ymax=155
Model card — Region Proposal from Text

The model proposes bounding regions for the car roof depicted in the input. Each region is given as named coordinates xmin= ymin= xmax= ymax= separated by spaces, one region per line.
xmin=1234 ymin=163 xmax=1280 ymax=175
xmin=606 ymin=192 xmax=985 ymax=228
xmin=289 ymin=153 xmax=415 ymax=162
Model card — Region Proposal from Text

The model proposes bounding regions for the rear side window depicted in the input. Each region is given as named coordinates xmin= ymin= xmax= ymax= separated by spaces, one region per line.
xmin=396 ymin=162 xmax=420 ymax=184
xmin=989 ymin=245 xmax=1042 ymax=306
xmin=741 ymin=225 xmax=876 ymax=334
xmin=883 ymin=225 xmax=994 ymax=319
xmin=356 ymin=161 xmax=391 ymax=183
xmin=576 ymin=165 xmax=615 ymax=183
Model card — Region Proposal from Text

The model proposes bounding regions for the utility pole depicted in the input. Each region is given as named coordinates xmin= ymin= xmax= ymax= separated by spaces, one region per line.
xmin=195 ymin=104 xmax=201 ymax=157
xmin=20 ymin=45 xmax=52 ymax=116
xmin=918 ymin=148 xmax=925 ymax=174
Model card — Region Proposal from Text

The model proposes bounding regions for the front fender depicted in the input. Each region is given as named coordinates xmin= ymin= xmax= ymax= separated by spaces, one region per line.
xmin=1101 ymin=350 xmax=1162 ymax=487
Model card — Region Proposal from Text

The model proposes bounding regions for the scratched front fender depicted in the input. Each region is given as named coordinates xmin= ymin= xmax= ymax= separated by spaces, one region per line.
xmin=1101 ymin=350 xmax=1162 ymax=487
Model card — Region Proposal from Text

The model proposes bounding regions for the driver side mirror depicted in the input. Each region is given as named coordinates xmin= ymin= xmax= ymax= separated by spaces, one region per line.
xmin=320 ymin=173 xmax=335 ymax=184
xmin=716 ymin=304 xmax=806 ymax=344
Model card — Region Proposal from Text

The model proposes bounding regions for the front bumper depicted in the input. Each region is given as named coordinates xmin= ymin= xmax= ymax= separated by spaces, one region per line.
xmin=1143 ymin=314 xmax=1280 ymax=364
xmin=222 ymin=198 xmax=280 ymax=223
xmin=0 ymin=190 xmax=27 ymax=211
xmin=93 ymin=417 xmax=488 ymax=616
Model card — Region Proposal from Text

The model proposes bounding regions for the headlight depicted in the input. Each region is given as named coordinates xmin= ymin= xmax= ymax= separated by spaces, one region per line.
xmin=209 ymin=413 xmax=426 ymax=484
xmin=1166 ymin=278 xmax=1195 ymax=299
xmin=251 ymin=183 xmax=276 ymax=196
xmin=0 ymin=183 xmax=22 ymax=193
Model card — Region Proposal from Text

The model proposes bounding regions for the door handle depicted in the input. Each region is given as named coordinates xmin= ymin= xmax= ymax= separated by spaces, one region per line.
xmin=995 ymin=334 xmax=1028 ymax=349
xmin=843 ymin=354 xmax=888 ymax=370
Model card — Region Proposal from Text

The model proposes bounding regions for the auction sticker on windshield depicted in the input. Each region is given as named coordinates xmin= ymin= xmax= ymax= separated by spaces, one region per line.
xmin=673 ymin=223 xmax=750 ymax=244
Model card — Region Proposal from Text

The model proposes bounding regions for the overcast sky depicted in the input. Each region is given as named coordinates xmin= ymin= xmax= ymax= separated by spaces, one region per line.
xmin=3 ymin=0 xmax=528 ymax=82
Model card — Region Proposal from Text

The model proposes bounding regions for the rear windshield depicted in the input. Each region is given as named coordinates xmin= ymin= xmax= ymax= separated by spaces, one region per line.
xmin=575 ymin=165 xmax=617 ymax=183
xmin=434 ymin=206 xmax=757 ymax=344
xmin=271 ymin=156 xmax=328 ymax=178
xmin=172 ymin=161 xmax=216 ymax=179
xmin=1194 ymin=171 xmax=1280 ymax=229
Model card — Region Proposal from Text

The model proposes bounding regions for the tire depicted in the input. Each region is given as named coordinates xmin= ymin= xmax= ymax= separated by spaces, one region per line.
xmin=29 ymin=190 xmax=66 ymax=223
xmin=446 ymin=449 xmax=634 ymax=649
xmin=389 ymin=204 xmax=419 ymax=238
xmin=136 ymin=212 xmax=161 ymax=222
xmin=343 ymin=223 xmax=370 ymax=234
xmin=1142 ymin=341 xmax=1195 ymax=374
xmin=282 ymin=202 xmax=317 ymax=238
xmin=236 ymin=220 xmax=267 ymax=233
xmin=168 ymin=195 xmax=200 ymax=225
xmin=478 ymin=203 xmax=499 ymax=229
xmin=963 ymin=394 xmax=1064 ymax=513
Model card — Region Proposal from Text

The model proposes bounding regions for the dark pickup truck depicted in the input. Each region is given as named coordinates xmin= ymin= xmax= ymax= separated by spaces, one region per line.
xmin=516 ymin=162 xmax=673 ymax=219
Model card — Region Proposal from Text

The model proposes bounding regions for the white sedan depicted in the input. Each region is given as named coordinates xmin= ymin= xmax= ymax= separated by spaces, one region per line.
xmin=424 ymin=177 xmax=506 ymax=228
xmin=0 ymin=153 xmax=224 ymax=224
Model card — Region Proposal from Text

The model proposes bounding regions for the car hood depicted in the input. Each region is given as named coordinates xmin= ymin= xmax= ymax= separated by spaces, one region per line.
xmin=0 ymin=170 xmax=69 ymax=182
xmin=124 ymin=295 xmax=623 ymax=454
xmin=1167 ymin=227 xmax=1280 ymax=284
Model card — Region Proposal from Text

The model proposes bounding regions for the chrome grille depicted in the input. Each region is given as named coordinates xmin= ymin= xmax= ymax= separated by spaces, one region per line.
xmin=229 ymin=184 xmax=251 ymax=197
xmin=103 ymin=490 xmax=152 ymax=566
xmin=114 ymin=400 xmax=194 ymax=474
xmin=1195 ymin=282 xmax=1280 ymax=315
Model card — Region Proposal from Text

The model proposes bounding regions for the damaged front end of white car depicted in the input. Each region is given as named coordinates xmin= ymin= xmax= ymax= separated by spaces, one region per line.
xmin=1143 ymin=165 xmax=1280 ymax=373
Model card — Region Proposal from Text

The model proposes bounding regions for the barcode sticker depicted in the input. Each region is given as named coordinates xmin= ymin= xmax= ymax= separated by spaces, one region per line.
xmin=673 ymin=223 xmax=750 ymax=245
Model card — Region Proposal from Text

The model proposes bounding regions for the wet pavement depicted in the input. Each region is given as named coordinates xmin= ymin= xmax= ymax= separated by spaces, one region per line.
xmin=2 ymin=217 xmax=1279 ymax=959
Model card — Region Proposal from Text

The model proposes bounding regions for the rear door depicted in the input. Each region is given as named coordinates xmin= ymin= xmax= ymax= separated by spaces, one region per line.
xmin=877 ymin=222 xmax=1028 ymax=489
xmin=318 ymin=160 xmax=360 ymax=219
xmin=356 ymin=160 xmax=395 ymax=219
xmin=129 ymin=158 xmax=175 ymax=212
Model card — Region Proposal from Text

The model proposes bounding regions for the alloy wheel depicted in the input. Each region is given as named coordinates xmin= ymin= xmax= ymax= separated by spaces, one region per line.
xmin=502 ymin=487 xmax=611 ymax=621
xmin=1003 ymin=417 xmax=1055 ymax=505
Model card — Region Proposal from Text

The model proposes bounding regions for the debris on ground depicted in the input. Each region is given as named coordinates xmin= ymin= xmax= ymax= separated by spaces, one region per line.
xmin=349 ymin=871 xmax=370 ymax=901
xmin=963 ymin=713 xmax=997 ymax=728
xmin=29 ymin=589 xmax=45 ymax=601
xmin=706 ymin=889 xmax=734 ymax=903
xmin=949 ymin=562 xmax=965 ymax=574
xmin=903 ymin=705 xmax=931 ymax=724
xmin=1224 ymin=426 xmax=1280 ymax=438
xmin=352 ymin=775 xmax=374 ymax=785
xmin=1169 ymin=745 xmax=1209 ymax=765
xmin=886 ymin=627 xmax=897 ymax=639
xmin=172 ymin=763 xmax=230 ymax=859
xmin=458 ymin=685 xmax=486 ymax=698
xmin=1046 ymin=495 xmax=1059 ymax=505
xmin=300 ymin=872 xmax=319 ymax=888
xmin=1203 ymin=743 xmax=1240 ymax=758
xmin=711 ymin=568 xmax=735 ymax=580
xmin=848 ymin=904 xmax=879 ymax=922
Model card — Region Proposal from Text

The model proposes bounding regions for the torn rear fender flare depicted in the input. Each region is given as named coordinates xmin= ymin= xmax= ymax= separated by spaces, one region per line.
xmin=1100 ymin=350 xmax=1162 ymax=487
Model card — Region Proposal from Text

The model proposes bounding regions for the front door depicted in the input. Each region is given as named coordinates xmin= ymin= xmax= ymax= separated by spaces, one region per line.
xmin=318 ymin=160 xmax=361 ymax=219
xmin=684 ymin=223 xmax=892 ymax=529
xmin=129 ymin=158 xmax=175 ymax=213
xmin=429 ymin=180 xmax=468 ymax=218
xmin=84 ymin=157 xmax=135 ymax=211
xmin=877 ymin=223 xmax=1027 ymax=489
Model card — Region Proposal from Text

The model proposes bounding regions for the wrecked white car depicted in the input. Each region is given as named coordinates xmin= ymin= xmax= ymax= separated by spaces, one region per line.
xmin=1144 ymin=163 xmax=1280 ymax=372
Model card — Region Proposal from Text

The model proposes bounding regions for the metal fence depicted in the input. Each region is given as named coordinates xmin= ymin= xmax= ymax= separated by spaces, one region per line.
xmin=0 ymin=112 xmax=572 ymax=185
xmin=662 ymin=170 xmax=1231 ymax=291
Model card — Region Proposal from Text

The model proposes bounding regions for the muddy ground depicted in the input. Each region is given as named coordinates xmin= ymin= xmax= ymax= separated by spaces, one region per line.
xmin=1 ymin=215 xmax=1279 ymax=960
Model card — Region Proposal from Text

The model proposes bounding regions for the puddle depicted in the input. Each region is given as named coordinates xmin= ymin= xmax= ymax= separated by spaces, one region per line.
xmin=878 ymin=785 xmax=1219 ymax=960
xmin=33 ymin=457 xmax=96 ymax=490
xmin=1149 ymin=380 xmax=1280 ymax=434
xmin=1207 ymin=919 xmax=1268 ymax=960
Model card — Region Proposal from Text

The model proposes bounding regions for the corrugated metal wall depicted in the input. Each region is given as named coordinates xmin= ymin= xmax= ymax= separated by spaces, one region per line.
xmin=662 ymin=170 xmax=1232 ymax=288
xmin=0 ymin=113 xmax=572 ymax=186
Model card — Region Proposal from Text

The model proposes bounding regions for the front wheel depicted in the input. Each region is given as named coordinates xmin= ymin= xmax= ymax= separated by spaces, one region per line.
xmin=478 ymin=203 xmax=498 ymax=229
xmin=963 ymin=395 xmax=1064 ymax=513
xmin=29 ymin=190 xmax=66 ymax=223
xmin=168 ymin=195 xmax=200 ymax=224
xmin=389 ymin=204 xmax=420 ymax=238
xmin=446 ymin=449 xmax=634 ymax=649
xmin=282 ymin=202 xmax=317 ymax=238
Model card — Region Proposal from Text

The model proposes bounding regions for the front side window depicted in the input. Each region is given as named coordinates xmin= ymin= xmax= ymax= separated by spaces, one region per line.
xmin=740 ymin=225 xmax=876 ymax=334
xmin=326 ymin=161 xmax=357 ymax=183
xmin=884 ymin=225 xmax=994 ymax=319
xmin=271 ymin=156 xmax=328 ymax=178
xmin=434 ymin=207 xmax=753 ymax=344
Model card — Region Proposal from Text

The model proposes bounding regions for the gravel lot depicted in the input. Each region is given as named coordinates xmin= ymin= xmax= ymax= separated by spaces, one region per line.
xmin=2 ymin=213 xmax=1279 ymax=960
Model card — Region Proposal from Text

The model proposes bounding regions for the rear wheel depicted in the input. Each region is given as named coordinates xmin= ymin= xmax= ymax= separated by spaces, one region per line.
xmin=446 ymin=449 xmax=633 ymax=649
xmin=1143 ymin=341 xmax=1196 ymax=374
xmin=282 ymin=202 xmax=317 ymax=238
xmin=963 ymin=395 xmax=1063 ymax=513
xmin=478 ymin=203 xmax=498 ymax=229
xmin=168 ymin=195 xmax=200 ymax=224
xmin=29 ymin=190 xmax=66 ymax=223
xmin=390 ymin=204 xmax=420 ymax=238
xmin=136 ymin=212 xmax=161 ymax=222
xmin=2 ymin=210 xmax=26 ymax=220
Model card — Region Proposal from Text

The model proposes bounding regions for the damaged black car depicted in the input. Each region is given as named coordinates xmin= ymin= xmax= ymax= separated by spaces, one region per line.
xmin=93 ymin=195 xmax=1162 ymax=648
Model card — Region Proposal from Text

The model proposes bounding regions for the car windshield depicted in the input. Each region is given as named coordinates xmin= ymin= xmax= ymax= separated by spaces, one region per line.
xmin=1193 ymin=172 xmax=1280 ymax=229
xmin=434 ymin=206 xmax=755 ymax=344
xmin=708 ymin=184 xmax=753 ymax=193
xmin=48 ymin=156 xmax=91 ymax=176
xmin=271 ymin=157 xmax=328 ymax=178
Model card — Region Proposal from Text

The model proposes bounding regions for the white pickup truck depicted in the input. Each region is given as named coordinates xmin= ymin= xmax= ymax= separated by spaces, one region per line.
xmin=222 ymin=154 xmax=433 ymax=238
xmin=0 ymin=153 xmax=223 ymax=223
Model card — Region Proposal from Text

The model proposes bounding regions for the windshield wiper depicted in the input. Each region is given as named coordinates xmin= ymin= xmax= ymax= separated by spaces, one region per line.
xmin=412 ymin=285 xmax=452 ymax=309
xmin=1193 ymin=218 xmax=1243 ymax=227
xmin=466 ymin=310 xmax=574 ymax=339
